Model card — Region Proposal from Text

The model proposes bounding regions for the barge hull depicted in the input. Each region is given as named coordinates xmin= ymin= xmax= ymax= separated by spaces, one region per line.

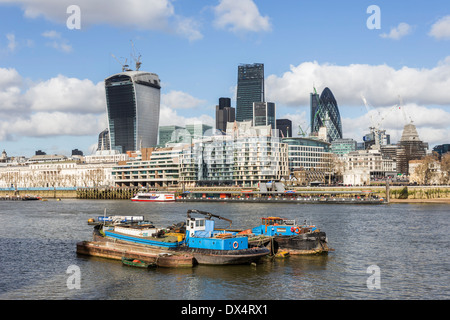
xmin=76 ymin=241 xmax=194 ymax=268
xmin=250 ymin=231 xmax=330 ymax=255
xmin=178 ymin=247 xmax=270 ymax=265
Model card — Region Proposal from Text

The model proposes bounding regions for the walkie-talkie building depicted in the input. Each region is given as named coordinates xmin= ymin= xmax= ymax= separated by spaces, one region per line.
xmin=310 ymin=87 xmax=343 ymax=142
xmin=105 ymin=71 xmax=161 ymax=153
xmin=236 ymin=63 xmax=265 ymax=122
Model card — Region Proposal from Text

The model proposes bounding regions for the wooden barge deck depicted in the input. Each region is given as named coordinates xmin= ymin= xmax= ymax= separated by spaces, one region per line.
xmin=76 ymin=240 xmax=194 ymax=268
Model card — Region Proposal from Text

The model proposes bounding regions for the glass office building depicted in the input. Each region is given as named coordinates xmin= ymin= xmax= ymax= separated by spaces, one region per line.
xmin=310 ymin=87 xmax=343 ymax=142
xmin=105 ymin=71 xmax=161 ymax=153
xmin=236 ymin=63 xmax=265 ymax=122
xmin=253 ymin=102 xmax=275 ymax=128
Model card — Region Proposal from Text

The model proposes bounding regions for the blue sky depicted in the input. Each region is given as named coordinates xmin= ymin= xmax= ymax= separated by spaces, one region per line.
xmin=0 ymin=0 xmax=449 ymax=157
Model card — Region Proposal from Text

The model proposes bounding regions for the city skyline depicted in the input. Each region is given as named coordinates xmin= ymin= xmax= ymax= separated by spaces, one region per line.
xmin=0 ymin=0 xmax=449 ymax=157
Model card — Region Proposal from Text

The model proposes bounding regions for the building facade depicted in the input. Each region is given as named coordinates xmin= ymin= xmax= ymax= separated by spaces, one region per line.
xmin=253 ymin=102 xmax=276 ymax=128
xmin=236 ymin=63 xmax=265 ymax=122
xmin=0 ymin=162 xmax=115 ymax=189
xmin=111 ymin=147 xmax=182 ymax=188
xmin=158 ymin=125 xmax=185 ymax=147
xmin=331 ymin=138 xmax=357 ymax=157
xmin=215 ymin=97 xmax=235 ymax=133
xmin=282 ymin=137 xmax=332 ymax=185
xmin=179 ymin=123 xmax=288 ymax=187
xmin=344 ymin=149 xmax=396 ymax=185
xmin=397 ymin=123 xmax=428 ymax=174
xmin=105 ymin=71 xmax=161 ymax=153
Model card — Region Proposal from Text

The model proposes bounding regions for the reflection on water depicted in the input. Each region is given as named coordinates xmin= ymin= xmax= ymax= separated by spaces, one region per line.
xmin=0 ymin=200 xmax=448 ymax=300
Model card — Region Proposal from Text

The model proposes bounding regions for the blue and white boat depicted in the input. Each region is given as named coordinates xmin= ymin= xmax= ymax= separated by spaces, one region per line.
xmin=103 ymin=222 xmax=184 ymax=248
xmin=247 ymin=217 xmax=331 ymax=255
xmin=97 ymin=209 xmax=269 ymax=265
xmin=181 ymin=209 xmax=269 ymax=265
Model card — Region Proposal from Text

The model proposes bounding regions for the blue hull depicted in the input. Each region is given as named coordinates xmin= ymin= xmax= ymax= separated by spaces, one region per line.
xmin=104 ymin=231 xmax=182 ymax=248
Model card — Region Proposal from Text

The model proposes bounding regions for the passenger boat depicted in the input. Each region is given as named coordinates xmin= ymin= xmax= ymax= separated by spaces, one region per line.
xmin=22 ymin=195 xmax=41 ymax=201
xmin=246 ymin=217 xmax=331 ymax=255
xmin=131 ymin=192 xmax=175 ymax=202
xmin=96 ymin=209 xmax=270 ymax=265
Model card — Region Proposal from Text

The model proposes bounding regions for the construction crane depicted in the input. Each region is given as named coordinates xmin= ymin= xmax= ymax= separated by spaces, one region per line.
xmin=298 ymin=124 xmax=307 ymax=137
xmin=111 ymin=53 xmax=131 ymax=72
xmin=130 ymin=40 xmax=142 ymax=71
xmin=398 ymin=95 xmax=413 ymax=124
xmin=361 ymin=95 xmax=398 ymax=147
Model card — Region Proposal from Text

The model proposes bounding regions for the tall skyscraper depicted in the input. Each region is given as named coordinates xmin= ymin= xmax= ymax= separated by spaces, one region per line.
xmin=236 ymin=63 xmax=265 ymax=122
xmin=215 ymin=97 xmax=235 ymax=133
xmin=105 ymin=71 xmax=161 ymax=153
xmin=253 ymin=102 xmax=276 ymax=128
xmin=310 ymin=87 xmax=343 ymax=142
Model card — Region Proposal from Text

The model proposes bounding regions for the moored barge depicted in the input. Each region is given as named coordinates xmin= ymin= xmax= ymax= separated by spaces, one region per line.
xmin=246 ymin=217 xmax=331 ymax=255
xmin=84 ymin=210 xmax=270 ymax=266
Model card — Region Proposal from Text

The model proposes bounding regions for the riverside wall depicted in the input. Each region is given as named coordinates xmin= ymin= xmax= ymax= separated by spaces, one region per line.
xmin=2 ymin=185 xmax=449 ymax=202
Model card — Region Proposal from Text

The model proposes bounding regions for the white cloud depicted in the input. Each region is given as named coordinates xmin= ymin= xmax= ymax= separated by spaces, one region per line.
xmin=6 ymin=33 xmax=17 ymax=52
xmin=213 ymin=0 xmax=271 ymax=33
xmin=159 ymin=106 xmax=214 ymax=128
xmin=41 ymin=30 xmax=72 ymax=52
xmin=265 ymin=58 xmax=450 ymax=107
xmin=174 ymin=16 xmax=203 ymax=42
xmin=429 ymin=15 xmax=450 ymax=40
xmin=0 ymin=0 xmax=202 ymax=41
xmin=0 ymin=68 xmax=106 ymax=140
xmin=41 ymin=30 xmax=60 ymax=38
xmin=24 ymin=74 xmax=106 ymax=113
xmin=0 ymin=67 xmax=214 ymax=143
xmin=160 ymin=90 xmax=213 ymax=127
xmin=9 ymin=112 xmax=103 ymax=138
xmin=380 ymin=22 xmax=412 ymax=40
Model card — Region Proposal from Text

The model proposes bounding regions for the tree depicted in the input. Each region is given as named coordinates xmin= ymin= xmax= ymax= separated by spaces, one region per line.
xmin=440 ymin=153 xmax=450 ymax=185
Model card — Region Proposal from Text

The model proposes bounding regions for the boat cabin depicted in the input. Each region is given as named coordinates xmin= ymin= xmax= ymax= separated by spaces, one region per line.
xmin=261 ymin=217 xmax=296 ymax=226
xmin=185 ymin=216 xmax=248 ymax=251
xmin=252 ymin=217 xmax=317 ymax=236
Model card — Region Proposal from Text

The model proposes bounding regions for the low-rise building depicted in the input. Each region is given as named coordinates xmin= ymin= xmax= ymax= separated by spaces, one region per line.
xmin=0 ymin=161 xmax=114 ymax=188
xmin=111 ymin=147 xmax=182 ymax=188
xmin=179 ymin=122 xmax=288 ymax=187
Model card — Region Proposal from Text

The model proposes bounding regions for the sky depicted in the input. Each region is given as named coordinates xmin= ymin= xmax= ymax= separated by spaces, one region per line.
xmin=0 ymin=0 xmax=449 ymax=157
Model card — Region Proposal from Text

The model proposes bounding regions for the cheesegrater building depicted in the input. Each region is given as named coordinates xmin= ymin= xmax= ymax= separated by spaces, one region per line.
xmin=105 ymin=71 xmax=161 ymax=153
xmin=236 ymin=63 xmax=265 ymax=122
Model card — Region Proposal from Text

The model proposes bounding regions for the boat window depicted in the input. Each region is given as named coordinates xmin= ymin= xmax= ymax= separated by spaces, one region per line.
xmin=195 ymin=219 xmax=205 ymax=227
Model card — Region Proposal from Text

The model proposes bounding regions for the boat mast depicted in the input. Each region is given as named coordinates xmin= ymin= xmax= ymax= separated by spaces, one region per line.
xmin=186 ymin=209 xmax=232 ymax=228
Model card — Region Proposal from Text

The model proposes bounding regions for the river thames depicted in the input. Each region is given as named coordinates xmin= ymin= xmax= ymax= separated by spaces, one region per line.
xmin=0 ymin=199 xmax=448 ymax=300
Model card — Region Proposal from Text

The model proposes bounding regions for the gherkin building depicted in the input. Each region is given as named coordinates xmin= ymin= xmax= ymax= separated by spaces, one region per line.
xmin=310 ymin=87 xmax=343 ymax=142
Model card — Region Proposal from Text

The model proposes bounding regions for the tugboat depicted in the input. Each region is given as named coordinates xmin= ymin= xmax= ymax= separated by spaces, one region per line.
xmin=96 ymin=209 xmax=269 ymax=265
xmin=246 ymin=217 xmax=331 ymax=255
xmin=179 ymin=210 xmax=270 ymax=265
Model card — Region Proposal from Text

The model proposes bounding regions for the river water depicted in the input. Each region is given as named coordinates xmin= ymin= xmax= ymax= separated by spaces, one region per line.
xmin=0 ymin=199 xmax=448 ymax=300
